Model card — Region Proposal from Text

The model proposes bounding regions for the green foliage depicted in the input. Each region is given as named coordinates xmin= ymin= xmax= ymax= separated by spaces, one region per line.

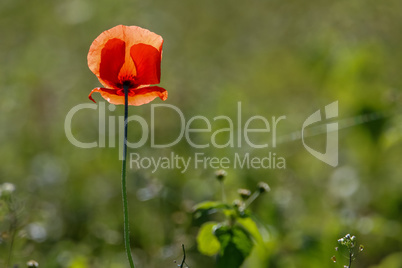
xmin=193 ymin=177 xmax=270 ymax=267
xmin=197 ymin=222 xmax=220 ymax=256
xmin=236 ymin=217 xmax=265 ymax=245
xmin=215 ymin=225 xmax=253 ymax=268
xmin=332 ymin=234 xmax=364 ymax=268
xmin=196 ymin=219 xmax=257 ymax=268
xmin=193 ymin=201 xmax=231 ymax=214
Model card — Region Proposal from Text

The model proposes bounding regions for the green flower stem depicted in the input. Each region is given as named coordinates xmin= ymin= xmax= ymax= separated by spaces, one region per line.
xmin=244 ymin=191 xmax=260 ymax=209
xmin=220 ymin=181 xmax=226 ymax=203
xmin=6 ymin=196 xmax=17 ymax=268
xmin=348 ymin=251 xmax=353 ymax=268
xmin=122 ymin=84 xmax=135 ymax=268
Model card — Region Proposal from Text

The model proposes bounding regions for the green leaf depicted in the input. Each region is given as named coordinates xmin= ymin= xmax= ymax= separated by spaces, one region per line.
xmin=193 ymin=201 xmax=232 ymax=220
xmin=237 ymin=217 xmax=265 ymax=245
xmin=193 ymin=201 xmax=231 ymax=212
xmin=214 ymin=225 xmax=254 ymax=268
xmin=196 ymin=222 xmax=221 ymax=256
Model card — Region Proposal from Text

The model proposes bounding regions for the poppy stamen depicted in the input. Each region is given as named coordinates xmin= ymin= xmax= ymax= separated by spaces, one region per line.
xmin=122 ymin=80 xmax=132 ymax=87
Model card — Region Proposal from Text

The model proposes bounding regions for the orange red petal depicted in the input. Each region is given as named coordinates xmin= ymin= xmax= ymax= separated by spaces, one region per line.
xmin=98 ymin=38 xmax=126 ymax=88
xmin=130 ymin=43 xmax=161 ymax=85
xmin=88 ymin=25 xmax=163 ymax=86
xmin=88 ymin=86 xmax=167 ymax=106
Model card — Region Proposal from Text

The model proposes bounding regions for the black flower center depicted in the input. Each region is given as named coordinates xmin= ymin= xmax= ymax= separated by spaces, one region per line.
xmin=122 ymin=80 xmax=132 ymax=87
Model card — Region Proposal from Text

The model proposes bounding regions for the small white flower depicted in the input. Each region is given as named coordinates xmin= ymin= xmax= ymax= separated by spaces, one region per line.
xmin=1 ymin=183 xmax=15 ymax=193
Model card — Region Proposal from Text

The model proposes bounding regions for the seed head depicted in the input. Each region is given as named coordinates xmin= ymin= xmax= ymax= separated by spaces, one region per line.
xmin=238 ymin=189 xmax=251 ymax=200
xmin=27 ymin=260 xmax=39 ymax=268
xmin=215 ymin=170 xmax=227 ymax=181
xmin=257 ymin=182 xmax=270 ymax=193
xmin=233 ymin=199 xmax=242 ymax=208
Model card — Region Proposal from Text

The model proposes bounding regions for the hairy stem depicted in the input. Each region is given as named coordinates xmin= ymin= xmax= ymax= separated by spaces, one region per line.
xmin=348 ymin=251 xmax=353 ymax=268
xmin=122 ymin=84 xmax=135 ymax=268
xmin=244 ymin=191 xmax=260 ymax=209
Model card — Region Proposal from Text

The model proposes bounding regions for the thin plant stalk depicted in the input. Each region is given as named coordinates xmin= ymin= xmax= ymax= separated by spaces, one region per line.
xmin=122 ymin=84 xmax=135 ymax=268
xmin=180 ymin=244 xmax=186 ymax=268
xmin=348 ymin=251 xmax=353 ymax=268
xmin=6 ymin=228 xmax=16 ymax=268
xmin=244 ymin=191 xmax=260 ymax=209
xmin=220 ymin=181 xmax=226 ymax=203
xmin=6 ymin=198 xmax=17 ymax=268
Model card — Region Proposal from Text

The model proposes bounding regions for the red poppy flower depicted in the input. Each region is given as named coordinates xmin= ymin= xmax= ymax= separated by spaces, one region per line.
xmin=87 ymin=25 xmax=167 ymax=106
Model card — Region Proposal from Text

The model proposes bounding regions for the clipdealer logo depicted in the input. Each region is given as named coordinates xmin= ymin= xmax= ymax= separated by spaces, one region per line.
xmin=64 ymin=101 xmax=338 ymax=171
xmin=302 ymin=101 xmax=338 ymax=167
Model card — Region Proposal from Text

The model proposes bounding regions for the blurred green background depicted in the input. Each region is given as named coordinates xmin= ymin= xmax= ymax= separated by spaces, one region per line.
xmin=1 ymin=0 xmax=402 ymax=267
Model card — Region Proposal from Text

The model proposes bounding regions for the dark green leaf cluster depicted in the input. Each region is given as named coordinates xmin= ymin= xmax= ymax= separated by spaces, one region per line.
xmin=193 ymin=178 xmax=270 ymax=268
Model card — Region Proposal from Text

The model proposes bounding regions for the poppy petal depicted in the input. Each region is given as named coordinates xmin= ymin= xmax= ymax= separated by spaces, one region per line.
xmin=121 ymin=25 xmax=164 ymax=51
xmin=88 ymin=86 xmax=167 ymax=106
xmin=129 ymin=86 xmax=167 ymax=106
xmin=130 ymin=43 xmax=162 ymax=85
xmin=97 ymin=38 xmax=126 ymax=88
xmin=88 ymin=25 xmax=163 ymax=88
xmin=88 ymin=88 xmax=118 ymax=103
